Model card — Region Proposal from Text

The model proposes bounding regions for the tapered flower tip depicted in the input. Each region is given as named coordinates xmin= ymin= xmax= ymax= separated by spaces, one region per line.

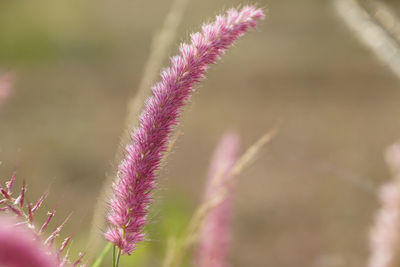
xmin=0 ymin=216 xmax=58 ymax=267
xmin=234 ymin=5 xmax=265 ymax=22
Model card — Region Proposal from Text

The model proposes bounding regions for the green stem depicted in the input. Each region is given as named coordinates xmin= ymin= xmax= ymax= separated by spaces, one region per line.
xmin=116 ymin=248 xmax=122 ymax=267
xmin=91 ymin=243 xmax=112 ymax=267
xmin=113 ymin=245 xmax=116 ymax=267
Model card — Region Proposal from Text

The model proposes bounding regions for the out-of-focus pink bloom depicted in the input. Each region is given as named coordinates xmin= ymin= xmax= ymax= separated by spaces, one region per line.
xmin=0 ymin=172 xmax=85 ymax=267
xmin=368 ymin=142 xmax=400 ymax=267
xmin=385 ymin=142 xmax=400 ymax=176
xmin=105 ymin=6 xmax=264 ymax=254
xmin=368 ymin=182 xmax=400 ymax=267
xmin=0 ymin=216 xmax=58 ymax=267
xmin=195 ymin=132 xmax=240 ymax=267
xmin=0 ymin=72 xmax=14 ymax=105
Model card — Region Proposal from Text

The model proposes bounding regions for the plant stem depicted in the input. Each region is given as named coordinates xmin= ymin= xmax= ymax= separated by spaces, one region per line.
xmin=112 ymin=245 xmax=116 ymax=267
xmin=91 ymin=243 xmax=112 ymax=267
xmin=116 ymin=248 xmax=121 ymax=267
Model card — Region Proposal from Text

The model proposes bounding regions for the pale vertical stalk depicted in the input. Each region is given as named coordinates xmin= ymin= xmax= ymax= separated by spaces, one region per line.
xmin=360 ymin=0 xmax=400 ymax=46
xmin=334 ymin=0 xmax=400 ymax=79
xmin=122 ymin=0 xmax=190 ymax=152
xmin=89 ymin=0 xmax=189 ymax=248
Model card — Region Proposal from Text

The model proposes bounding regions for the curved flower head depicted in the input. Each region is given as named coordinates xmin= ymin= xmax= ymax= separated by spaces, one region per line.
xmin=105 ymin=6 xmax=264 ymax=254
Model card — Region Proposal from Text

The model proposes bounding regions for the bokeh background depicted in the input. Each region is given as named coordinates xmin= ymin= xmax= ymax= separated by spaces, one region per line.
xmin=1 ymin=0 xmax=400 ymax=266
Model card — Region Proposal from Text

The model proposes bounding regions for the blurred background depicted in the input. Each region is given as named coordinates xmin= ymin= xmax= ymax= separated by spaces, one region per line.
xmin=1 ymin=0 xmax=400 ymax=266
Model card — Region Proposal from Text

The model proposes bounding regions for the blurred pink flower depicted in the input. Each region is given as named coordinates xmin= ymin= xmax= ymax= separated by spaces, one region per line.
xmin=368 ymin=142 xmax=400 ymax=267
xmin=0 ymin=216 xmax=58 ymax=267
xmin=195 ymin=132 xmax=240 ymax=267
xmin=0 ymin=172 xmax=86 ymax=267
xmin=385 ymin=142 xmax=400 ymax=175
xmin=105 ymin=6 xmax=264 ymax=254
xmin=368 ymin=182 xmax=400 ymax=267
xmin=0 ymin=72 xmax=15 ymax=105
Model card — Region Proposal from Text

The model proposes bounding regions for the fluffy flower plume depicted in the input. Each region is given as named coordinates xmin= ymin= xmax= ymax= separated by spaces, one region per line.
xmin=105 ymin=6 xmax=264 ymax=254
xmin=195 ymin=132 xmax=240 ymax=267
xmin=368 ymin=142 xmax=400 ymax=267
xmin=0 ymin=216 xmax=57 ymax=267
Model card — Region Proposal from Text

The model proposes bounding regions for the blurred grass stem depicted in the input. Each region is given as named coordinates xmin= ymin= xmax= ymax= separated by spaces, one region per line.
xmin=334 ymin=0 xmax=400 ymax=79
xmin=359 ymin=0 xmax=400 ymax=46
xmin=91 ymin=243 xmax=112 ymax=267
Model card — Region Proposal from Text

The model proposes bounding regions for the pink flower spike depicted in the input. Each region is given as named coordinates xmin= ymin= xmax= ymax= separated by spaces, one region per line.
xmin=6 ymin=171 xmax=16 ymax=194
xmin=105 ymin=5 xmax=264 ymax=254
xmin=32 ymin=189 xmax=49 ymax=214
xmin=0 ymin=187 xmax=11 ymax=200
xmin=7 ymin=205 xmax=23 ymax=217
xmin=16 ymin=179 xmax=26 ymax=208
xmin=58 ymin=236 xmax=72 ymax=256
xmin=59 ymin=247 xmax=71 ymax=267
xmin=195 ymin=132 xmax=240 ymax=267
xmin=72 ymin=252 xmax=86 ymax=266
xmin=44 ymin=213 xmax=72 ymax=246
xmin=0 ymin=216 xmax=57 ymax=267
xmin=28 ymin=203 xmax=34 ymax=224
xmin=81 ymin=256 xmax=91 ymax=267
xmin=40 ymin=208 xmax=56 ymax=234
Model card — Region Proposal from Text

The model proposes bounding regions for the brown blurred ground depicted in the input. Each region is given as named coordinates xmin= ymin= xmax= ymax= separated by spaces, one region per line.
xmin=1 ymin=0 xmax=400 ymax=266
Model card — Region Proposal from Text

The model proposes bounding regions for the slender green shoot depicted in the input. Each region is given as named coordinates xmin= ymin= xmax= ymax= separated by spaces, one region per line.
xmin=91 ymin=243 xmax=112 ymax=267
